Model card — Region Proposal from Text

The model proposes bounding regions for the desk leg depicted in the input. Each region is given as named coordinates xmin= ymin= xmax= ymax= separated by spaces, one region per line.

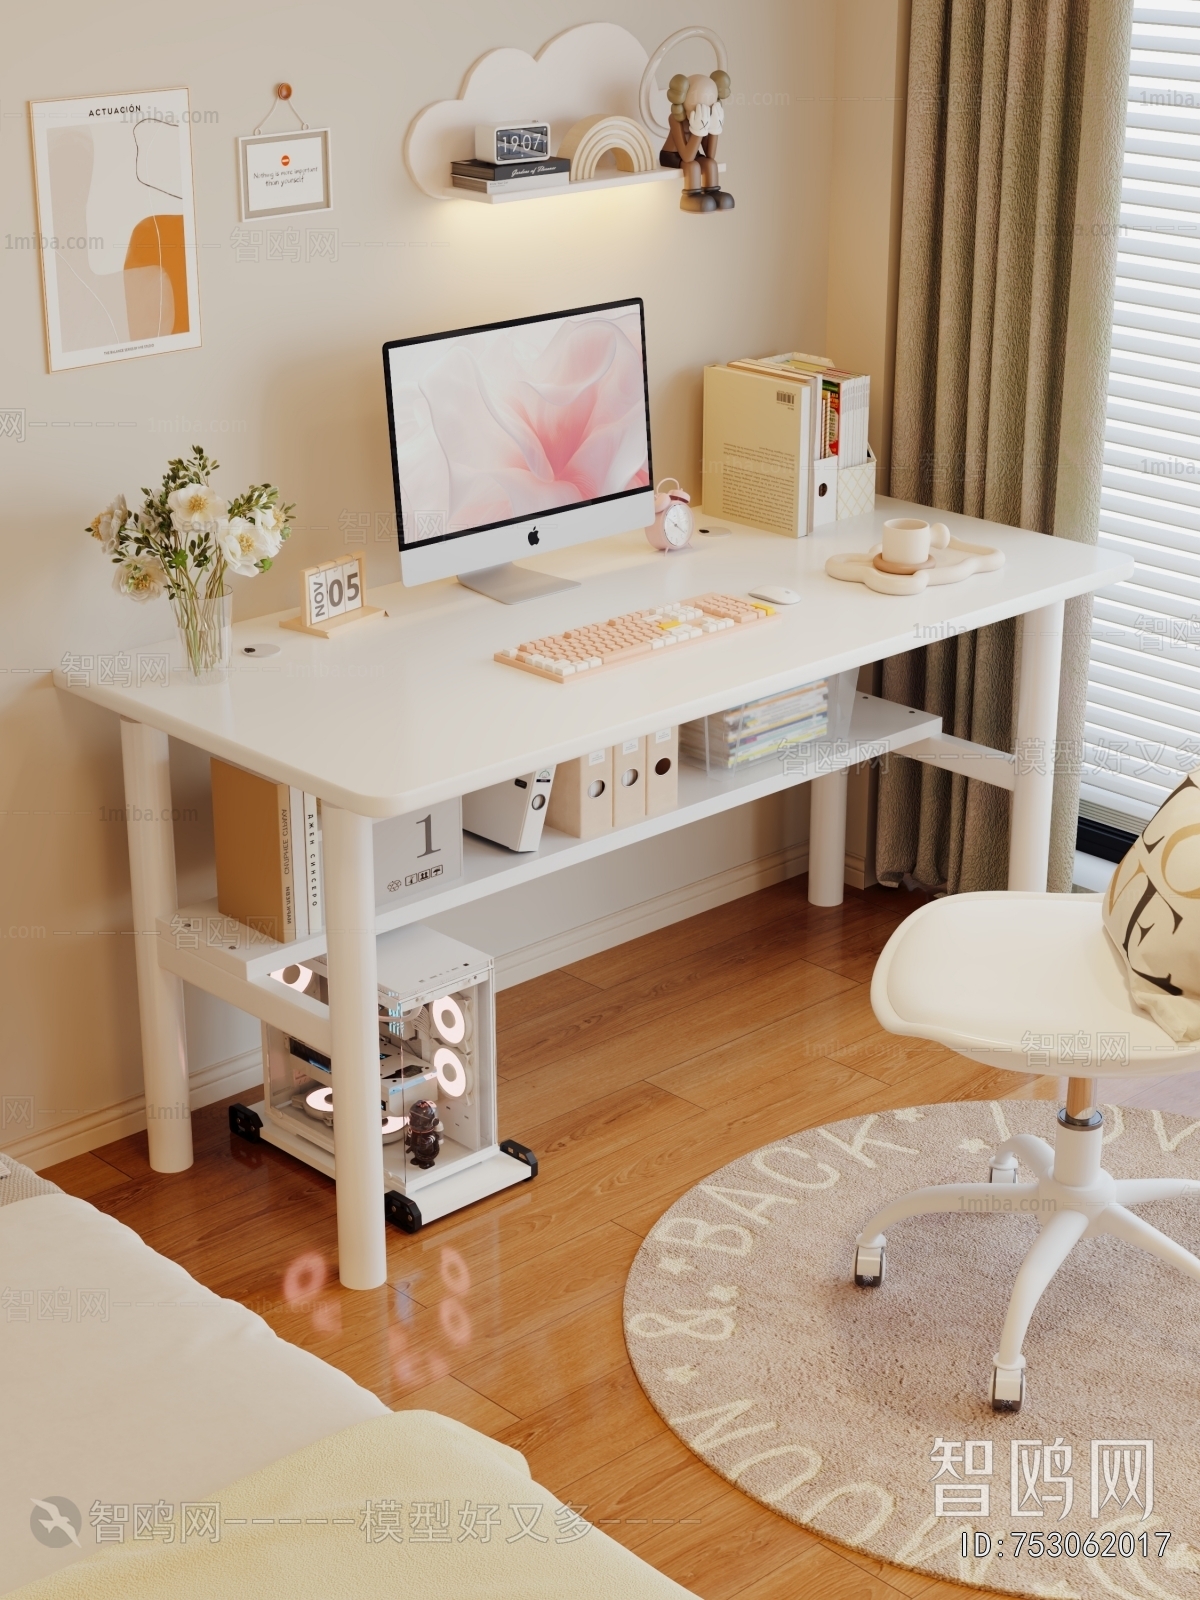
xmin=1008 ymin=599 xmax=1065 ymax=893
xmin=119 ymin=719 xmax=192 ymax=1171
xmin=808 ymin=768 xmax=848 ymax=906
xmin=322 ymin=804 xmax=387 ymax=1290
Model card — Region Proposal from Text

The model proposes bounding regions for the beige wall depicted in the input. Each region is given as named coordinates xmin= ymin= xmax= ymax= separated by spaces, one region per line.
xmin=1 ymin=0 xmax=847 ymax=1166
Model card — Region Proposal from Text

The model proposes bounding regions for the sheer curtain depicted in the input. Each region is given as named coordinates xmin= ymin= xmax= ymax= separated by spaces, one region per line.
xmin=876 ymin=0 xmax=1133 ymax=894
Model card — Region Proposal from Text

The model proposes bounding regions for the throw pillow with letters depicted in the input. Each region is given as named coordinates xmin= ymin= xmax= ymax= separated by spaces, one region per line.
xmin=1103 ymin=772 xmax=1200 ymax=1041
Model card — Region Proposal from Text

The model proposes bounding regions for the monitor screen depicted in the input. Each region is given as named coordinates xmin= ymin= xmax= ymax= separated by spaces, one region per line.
xmin=384 ymin=299 xmax=651 ymax=550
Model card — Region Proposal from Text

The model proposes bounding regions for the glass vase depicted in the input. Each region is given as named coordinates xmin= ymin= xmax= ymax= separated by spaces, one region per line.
xmin=172 ymin=585 xmax=232 ymax=681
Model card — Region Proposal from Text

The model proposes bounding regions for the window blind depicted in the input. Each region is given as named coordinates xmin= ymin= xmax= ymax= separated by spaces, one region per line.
xmin=1083 ymin=2 xmax=1200 ymax=832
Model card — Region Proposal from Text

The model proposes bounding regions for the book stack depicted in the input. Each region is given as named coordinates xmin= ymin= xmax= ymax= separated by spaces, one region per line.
xmin=818 ymin=369 xmax=869 ymax=467
xmin=729 ymin=352 xmax=870 ymax=467
xmin=211 ymin=760 xmax=323 ymax=943
xmin=728 ymin=352 xmax=832 ymax=380
xmin=706 ymin=351 xmax=874 ymax=534
xmin=680 ymin=682 xmax=829 ymax=772
xmin=450 ymin=156 xmax=571 ymax=196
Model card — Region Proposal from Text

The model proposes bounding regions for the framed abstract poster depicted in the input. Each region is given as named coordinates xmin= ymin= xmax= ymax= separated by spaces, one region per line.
xmin=29 ymin=88 xmax=201 ymax=372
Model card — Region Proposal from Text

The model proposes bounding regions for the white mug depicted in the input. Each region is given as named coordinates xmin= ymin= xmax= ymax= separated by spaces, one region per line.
xmin=882 ymin=518 xmax=931 ymax=566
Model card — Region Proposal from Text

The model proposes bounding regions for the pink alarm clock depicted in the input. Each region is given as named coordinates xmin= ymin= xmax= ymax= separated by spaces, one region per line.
xmin=646 ymin=478 xmax=694 ymax=552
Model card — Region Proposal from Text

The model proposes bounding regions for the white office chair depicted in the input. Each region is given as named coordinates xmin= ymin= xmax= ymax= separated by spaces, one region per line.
xmin=856 ymin=891 xmax=1200 ymax=1412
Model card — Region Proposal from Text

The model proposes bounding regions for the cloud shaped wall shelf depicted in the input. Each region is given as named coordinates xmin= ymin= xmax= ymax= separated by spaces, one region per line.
xmin=404 ymin=23 xmax=683 ymax=203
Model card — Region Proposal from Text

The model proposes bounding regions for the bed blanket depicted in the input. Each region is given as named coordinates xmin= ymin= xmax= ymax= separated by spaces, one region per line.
xmin=12 ymin=1410 xmax=696 ymax=1599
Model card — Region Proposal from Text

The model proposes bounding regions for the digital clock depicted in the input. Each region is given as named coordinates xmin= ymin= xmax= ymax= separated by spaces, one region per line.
xmin=475 ymin=122 xmax=552 ymax=164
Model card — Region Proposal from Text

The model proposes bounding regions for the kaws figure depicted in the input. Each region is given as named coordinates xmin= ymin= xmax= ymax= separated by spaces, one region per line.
xmin=405 ymin=1099 xmax=441 ymax=1169
xmin=659 ymin=71 xmax=734 ymax=212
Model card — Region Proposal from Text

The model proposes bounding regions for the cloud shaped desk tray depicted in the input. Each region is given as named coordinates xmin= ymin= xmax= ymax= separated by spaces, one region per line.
xmin=825 ymin=526 xmax=1005 ymax=595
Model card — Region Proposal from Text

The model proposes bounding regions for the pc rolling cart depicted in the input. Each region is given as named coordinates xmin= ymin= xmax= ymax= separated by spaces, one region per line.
xmin=227 ymin=923 xmax=536 ymax=1233
xmin=54 ymin=499 xmax=1131 ymax=1291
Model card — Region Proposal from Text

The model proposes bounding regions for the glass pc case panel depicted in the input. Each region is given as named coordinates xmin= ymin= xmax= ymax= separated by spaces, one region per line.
xmin=260 ymin=924 xmax=496 ymax=1197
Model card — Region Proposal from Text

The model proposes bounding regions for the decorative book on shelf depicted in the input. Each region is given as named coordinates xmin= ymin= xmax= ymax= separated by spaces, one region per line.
xmin=211 ymin=760 xmax=301 ymax=943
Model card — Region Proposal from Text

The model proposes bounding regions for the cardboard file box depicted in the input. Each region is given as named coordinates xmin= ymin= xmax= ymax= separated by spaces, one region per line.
xmin=646 ymin=727 xmax=680 ymax=816
xmin=546 ymin=747 xmax=613 ymax=839
xmin=612 ymin=737 xmax=647 ymax=828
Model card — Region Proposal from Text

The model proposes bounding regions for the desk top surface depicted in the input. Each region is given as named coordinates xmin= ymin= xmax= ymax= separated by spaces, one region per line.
xmin=58 ymin=499 xmax=1131 ymax=816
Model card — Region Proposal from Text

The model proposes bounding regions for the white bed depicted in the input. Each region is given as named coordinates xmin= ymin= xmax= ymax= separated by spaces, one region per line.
xmin=0 ymin=1159 xmax=694 ymax=1598
xmin=0 ymin=1179 xmax=386 ymax=1593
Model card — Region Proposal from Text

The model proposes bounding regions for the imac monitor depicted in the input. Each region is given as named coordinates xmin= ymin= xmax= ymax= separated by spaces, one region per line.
xmin=384 ymin=298 xmax=653 ymax=602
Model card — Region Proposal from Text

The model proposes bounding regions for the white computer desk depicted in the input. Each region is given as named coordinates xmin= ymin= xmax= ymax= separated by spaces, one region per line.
xmin=56 ymin=497 xmax=1131 ymax=1288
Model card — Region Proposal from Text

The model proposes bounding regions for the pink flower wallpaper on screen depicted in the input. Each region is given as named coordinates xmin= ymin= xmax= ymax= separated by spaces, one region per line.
xmin=389 ymin=306 xmax=649 ymax=538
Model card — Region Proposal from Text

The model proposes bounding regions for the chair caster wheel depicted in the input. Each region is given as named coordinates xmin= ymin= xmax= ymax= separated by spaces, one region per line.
xmin=989 ymin=1163 xmax=1018 ymax=1184
xmin=991 ymin=1365 xmax=1025 ymax=1412
xmin=385 ymin=1191 xmax=422 ymax=1233
xmin=853 ymin=1244 xmax=885 ymax=1287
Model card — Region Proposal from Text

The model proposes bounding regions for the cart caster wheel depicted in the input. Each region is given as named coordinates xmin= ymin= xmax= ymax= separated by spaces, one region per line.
xmin=385 ymin=1191 xmax=422 ymax=1233
xmin=991 ymin=1365 xmax=1025 ymax=1413
xmin=500 ymin=1138 xmax=538 ymax=1178
xmin=989 ymin=1162 xmax=1018 ymax=1184
xmin=228 ymin=1103 xmax=262 ymax=1143
xmin=853 ymin=1243 xmax=885 ymax=1287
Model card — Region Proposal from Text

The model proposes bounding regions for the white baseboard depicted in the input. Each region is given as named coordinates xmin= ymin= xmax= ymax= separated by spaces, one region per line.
xmin=494 ymin=840 xmax=811 ymax=989
xmin=3 ymin=1048 xmax=263 ymax=1173
xmin=844 ymin=851 xmax=870 ymax=893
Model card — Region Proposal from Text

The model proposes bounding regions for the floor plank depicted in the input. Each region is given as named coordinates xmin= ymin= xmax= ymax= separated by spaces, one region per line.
xmin=495 ymin=965 xmax=599 ymax=1028
xmin=33 ymin=1150 xmax=129 ymax=1200
xmin=390 ymin=1373 xmax=519 ymax=1435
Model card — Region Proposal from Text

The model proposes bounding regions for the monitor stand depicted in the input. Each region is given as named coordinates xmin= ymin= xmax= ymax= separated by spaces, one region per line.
xmin=457 ymin=564 xmax=581 ymax=605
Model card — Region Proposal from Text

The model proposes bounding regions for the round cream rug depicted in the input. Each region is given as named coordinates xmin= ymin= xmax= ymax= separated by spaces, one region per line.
xmin=623 ymin=1100 xmax=1200 ymax=1597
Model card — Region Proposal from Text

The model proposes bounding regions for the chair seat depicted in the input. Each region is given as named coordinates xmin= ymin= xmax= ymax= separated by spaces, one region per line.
xmin=871 ymin=891 xmax=1200 ymax=1079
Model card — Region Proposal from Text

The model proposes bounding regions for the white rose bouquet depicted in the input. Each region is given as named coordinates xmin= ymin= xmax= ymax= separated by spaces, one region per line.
xmin=89 ymin=446 xmax=294 ymax=676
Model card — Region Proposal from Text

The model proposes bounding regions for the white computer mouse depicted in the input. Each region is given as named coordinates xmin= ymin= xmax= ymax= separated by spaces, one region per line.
xmin=749 ymin=585 xmax=801 ymax=605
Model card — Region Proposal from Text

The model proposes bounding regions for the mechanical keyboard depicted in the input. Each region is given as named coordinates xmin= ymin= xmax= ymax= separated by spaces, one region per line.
xmin=495 ymin=593 xmax=777 ymax=682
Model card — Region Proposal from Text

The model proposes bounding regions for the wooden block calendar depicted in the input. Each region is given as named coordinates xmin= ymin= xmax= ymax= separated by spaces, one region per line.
xmin=280 ymin=550 xmax=385 ymax=638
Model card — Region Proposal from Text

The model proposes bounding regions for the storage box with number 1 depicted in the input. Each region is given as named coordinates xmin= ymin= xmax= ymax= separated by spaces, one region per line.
xmin=374 ymin=798 xmax=463 ymax=909
xmin=281 ymin=549 xmax=385 ymax=638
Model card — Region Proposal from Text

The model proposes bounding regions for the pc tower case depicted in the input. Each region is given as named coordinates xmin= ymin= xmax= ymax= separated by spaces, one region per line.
xmin=233 ymin=923 xmax=535 ymax=1230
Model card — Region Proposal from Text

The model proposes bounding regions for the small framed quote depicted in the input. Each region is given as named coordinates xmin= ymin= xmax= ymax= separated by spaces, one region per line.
xmin=238 ymin=128 xmax=332 ymax=221
xmin=280 ymin=551 xmax=384 ymax=638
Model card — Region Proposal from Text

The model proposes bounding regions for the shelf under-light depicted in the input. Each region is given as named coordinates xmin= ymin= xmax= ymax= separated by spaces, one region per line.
xmin=452 ymin=169 xmax=680 ymax=204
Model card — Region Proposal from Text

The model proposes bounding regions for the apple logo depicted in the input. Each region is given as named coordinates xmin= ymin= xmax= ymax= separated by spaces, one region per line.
xmin=527 ymin=527 xmax=540 ymax=546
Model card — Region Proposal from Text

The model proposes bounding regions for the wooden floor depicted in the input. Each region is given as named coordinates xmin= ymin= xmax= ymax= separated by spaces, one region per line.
xmin=44 ymin=877 xmax=1200 ymax=1600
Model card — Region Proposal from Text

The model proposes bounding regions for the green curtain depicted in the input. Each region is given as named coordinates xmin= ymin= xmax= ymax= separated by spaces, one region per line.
xmin=877 ymin=0 xmax=1132 ymax=893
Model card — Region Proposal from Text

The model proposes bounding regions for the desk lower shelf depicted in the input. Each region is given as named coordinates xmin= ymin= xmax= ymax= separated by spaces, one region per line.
xmin=158 ymin=693 xmax=940 ymax=1026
